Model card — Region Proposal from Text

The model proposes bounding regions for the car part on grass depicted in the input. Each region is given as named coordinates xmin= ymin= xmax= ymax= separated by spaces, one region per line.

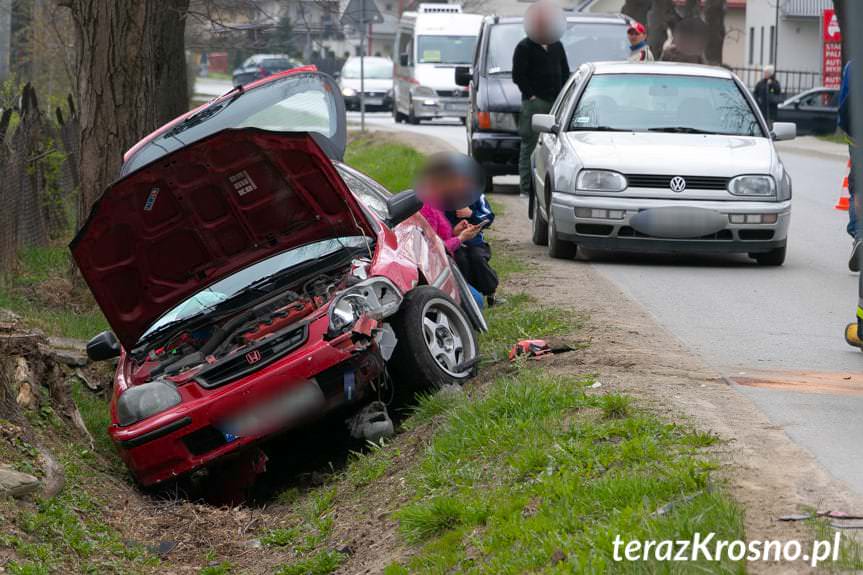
xmin=508 ymin=339 xmax=574 ymax=361
xmin=347 ymin=401 xmax=394 ymax=442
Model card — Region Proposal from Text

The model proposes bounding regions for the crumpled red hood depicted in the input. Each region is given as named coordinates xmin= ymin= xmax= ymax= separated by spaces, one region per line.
xmin=71 ymin=128 xmax=375 ymax=349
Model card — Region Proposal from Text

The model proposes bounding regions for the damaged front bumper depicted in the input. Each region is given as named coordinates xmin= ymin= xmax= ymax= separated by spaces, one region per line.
xmin=110 ymin=312 xmax=388 ymax=486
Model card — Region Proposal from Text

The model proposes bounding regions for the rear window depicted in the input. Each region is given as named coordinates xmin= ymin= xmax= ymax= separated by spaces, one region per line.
xmin=261 ymin=58 xmax=295 ymax=71
xmin=569 ymin=74 xmax=764 ymax=137
xmin=485 ymin=21 xmax=629 ymax=74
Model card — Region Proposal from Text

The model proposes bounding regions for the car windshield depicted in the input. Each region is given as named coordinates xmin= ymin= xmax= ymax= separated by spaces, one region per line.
xmin=569 ymin=73 xmax=764 ymax=137
xmin=485 ymin=22 xmax=629 ymax=74
xmin=139 ymin=236 xmax=370 ymax=342
xmin=417 ymin=35 xmax=476 ymax=65
xmin=342 ymin=59 xmax=393 ymax=79
xmin=122 ymin=72 xmax=340 ymax=175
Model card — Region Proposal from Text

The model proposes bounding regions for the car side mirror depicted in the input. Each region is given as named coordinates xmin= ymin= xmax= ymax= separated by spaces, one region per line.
xmin=532 ymin=114 xmax=558 ymax=134
xmin=455 ymin=66 xmax=472 ymax=87
xmin=771 ymin=122 xmax=796 ymax=141
xmin=87 ymin=330 xmax=121 ymax=362
xmin=399 ymin=53 xmax=409 ymax=67
xmin=387 ymin=189 xmax=423 ymax=226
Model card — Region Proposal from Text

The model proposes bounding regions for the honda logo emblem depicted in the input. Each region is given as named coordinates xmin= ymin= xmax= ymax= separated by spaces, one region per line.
xmin=669 ymin=176 xmax=687 ymax=192
xmin=245 ymin=350 xmax=262 ymax=364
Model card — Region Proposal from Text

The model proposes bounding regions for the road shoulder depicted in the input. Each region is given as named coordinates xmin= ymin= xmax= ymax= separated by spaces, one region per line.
xmin=491 ymin=193 xmax=863 ymax=573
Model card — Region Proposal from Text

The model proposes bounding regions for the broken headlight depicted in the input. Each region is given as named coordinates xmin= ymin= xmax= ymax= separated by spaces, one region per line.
xmin=327 ymin=277 xmax=403 ymax=336
xmin=117 ymin=379 xmax=181 ymax=427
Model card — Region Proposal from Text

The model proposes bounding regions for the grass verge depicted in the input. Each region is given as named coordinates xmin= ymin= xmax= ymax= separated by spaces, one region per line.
xmin=345 ymin=134 xmax=425 ymax=193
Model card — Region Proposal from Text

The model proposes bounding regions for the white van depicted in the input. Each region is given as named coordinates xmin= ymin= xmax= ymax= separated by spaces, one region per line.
xmin=393 ymin=4 xmax=483 ymax=124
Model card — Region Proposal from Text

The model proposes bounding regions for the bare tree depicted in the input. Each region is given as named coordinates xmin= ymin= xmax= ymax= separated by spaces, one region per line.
xmin=647 ymin=0 xmax=678 ymax=60
xmin=59 ymin=0 xmax=190 ymax=220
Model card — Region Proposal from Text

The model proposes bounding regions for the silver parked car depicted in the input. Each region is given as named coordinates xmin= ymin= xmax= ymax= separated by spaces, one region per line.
xmin=530 ymin=62 xmax=796 ymax=266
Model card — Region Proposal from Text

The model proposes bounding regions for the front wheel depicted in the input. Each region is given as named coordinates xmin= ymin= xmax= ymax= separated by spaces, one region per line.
xmin=547 ymin=206 xmax=577 ymax=259
xmin=389 ymin=286 xmax=478 ymax=392
xmin=751 ymin=246 xmax=786 ymax=266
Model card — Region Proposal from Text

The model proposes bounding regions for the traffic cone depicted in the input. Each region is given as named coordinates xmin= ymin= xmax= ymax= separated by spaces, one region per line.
xmin=835 ymin=159 xmax=852 ymax=211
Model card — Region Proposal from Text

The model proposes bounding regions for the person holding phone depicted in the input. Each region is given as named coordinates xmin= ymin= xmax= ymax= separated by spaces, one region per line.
xmin=446 ymin=192 xmax=501 ymax=306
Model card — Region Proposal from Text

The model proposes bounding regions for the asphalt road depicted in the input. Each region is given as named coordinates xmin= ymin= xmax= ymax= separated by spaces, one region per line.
xmin=353 ymin=113 xmax=863 ymax=494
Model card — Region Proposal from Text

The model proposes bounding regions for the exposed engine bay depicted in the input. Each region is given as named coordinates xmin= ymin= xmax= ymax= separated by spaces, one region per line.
xmin=130 ymin=255 xmax=379 ymax=387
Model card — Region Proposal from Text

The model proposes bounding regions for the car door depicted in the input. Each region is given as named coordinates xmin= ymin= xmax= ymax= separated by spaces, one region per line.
xmin=780 ymin=90 xmax=837 ymax=135
xmin=534 ymin=69 xmax=584 ymax=216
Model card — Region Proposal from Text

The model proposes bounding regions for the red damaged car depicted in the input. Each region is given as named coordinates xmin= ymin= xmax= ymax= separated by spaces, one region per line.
xmin=71 ymin=68 xmax=486 ymax=488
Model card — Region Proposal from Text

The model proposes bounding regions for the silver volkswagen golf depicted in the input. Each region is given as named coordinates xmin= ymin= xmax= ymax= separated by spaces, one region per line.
xmin=530 ymin=62 xmax=795 ymax=266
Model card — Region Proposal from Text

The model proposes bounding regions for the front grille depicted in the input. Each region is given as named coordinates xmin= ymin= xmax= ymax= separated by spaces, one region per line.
xmin=182 ymin=426 xmax=227 ymax=455
xmin=625 ymin=174 xmax=730 ymax=191
xmin=363 ymin=91 xmax=387 ymax=97
xmin=194 ymin=325 xmax=308 ymax=389
xmin=617 ymin=226 xmax=733 ymax=240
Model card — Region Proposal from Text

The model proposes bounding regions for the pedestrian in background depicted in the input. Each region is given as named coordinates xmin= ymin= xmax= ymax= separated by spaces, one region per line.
xmin=626 ymin=21 xmax=654 ymax=63
xmin=839 ymin=61 xmax=861 ymax=272
xmin=512 ymin=0 xmax=569 ymax=198
xmin=754 ymin=65 xmax=782 ymax=127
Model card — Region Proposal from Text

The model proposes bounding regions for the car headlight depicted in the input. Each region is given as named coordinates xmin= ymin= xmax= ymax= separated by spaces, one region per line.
xmin=412 ymin=85 xmax=437 ymax=99
xmin=327 ymin=277 xmax=403 ymax=336
xmin=342 ymin=87 xmax=356 ymax=97
xmin=117 ymin=379 xmax=181 ymax=427
xmin=728 ymin=175 xmax=776 ymax=197
xmin=576 ymin=170 xmax=628 ymax=193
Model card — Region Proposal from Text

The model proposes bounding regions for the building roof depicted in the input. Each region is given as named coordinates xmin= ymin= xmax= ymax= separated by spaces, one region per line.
xmin=781 ymin=0 xmax=832 ymax=18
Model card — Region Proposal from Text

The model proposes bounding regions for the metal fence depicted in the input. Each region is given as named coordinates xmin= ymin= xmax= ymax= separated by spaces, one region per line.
xmin=0 ymin=84 xmax=79 ymax=278
xmin=731 ymin=67 xmax=823 ymax=99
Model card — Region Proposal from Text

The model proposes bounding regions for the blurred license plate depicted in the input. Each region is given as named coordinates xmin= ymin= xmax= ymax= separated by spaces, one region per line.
xmin=218 ymin=381 xmax=325 ymax=439
xmin=364 ymin=98 xmax=383 ymax=105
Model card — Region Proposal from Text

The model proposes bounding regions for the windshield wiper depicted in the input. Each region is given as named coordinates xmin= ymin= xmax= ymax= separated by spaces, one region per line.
xmin=162 ymin=89 xmax=244 ymax=139
xmin=647 ymin=126 xmax=722 ymax=134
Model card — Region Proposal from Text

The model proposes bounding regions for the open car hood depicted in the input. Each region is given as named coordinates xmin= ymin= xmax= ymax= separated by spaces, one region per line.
xmin=70 ymin=129 xmax=376 ymax=349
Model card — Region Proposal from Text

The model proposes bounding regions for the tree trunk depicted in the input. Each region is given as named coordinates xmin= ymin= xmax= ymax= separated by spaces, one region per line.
xmin=62 ymin=0 xmax=190 ymax=223
xmin=647 ymin=0 xmax=677 ymax=60
xmin=704 ymin=0 xmax=726 ymax=65
xmin=621 ymin=0 xmax=652 ymax=27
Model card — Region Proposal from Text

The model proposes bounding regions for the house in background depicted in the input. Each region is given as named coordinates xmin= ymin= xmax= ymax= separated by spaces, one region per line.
xmin=579 ymin=0 xmax=747 ymax=68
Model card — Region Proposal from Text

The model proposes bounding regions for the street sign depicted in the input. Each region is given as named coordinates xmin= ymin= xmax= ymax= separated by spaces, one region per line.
xmin=340 ymin=0 xmax=383 ymax=28
xmin=822 ymin=8 xmax=842 ymax=89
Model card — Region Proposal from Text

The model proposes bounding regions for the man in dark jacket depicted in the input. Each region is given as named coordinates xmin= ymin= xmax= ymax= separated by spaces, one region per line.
xmin=838 ymin=61 xmax=861 ymax=272
xmin=753 ymin=65 xmax=782 ymax=126
xmin=512 ymin=0 xmax=569 ymax=199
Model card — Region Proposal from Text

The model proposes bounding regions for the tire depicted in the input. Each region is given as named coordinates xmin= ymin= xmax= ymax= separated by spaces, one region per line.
xmin=547 ymin=205 xmax=577 ymax=259
xmin=531 ymin=198 xmax=548 ymax=246
xmin=408 ymin=100 xmax=420 ymax=125
xmin=389 ymin=286 xmax=479 ymax=391
xmin=394 ymin=105 xmax=406 ymax=123
xmin=752 ymin=246 xmax=786 ymax=266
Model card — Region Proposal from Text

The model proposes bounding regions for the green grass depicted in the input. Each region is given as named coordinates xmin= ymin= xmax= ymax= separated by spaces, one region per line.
xmin=344 ymin=440 xmax=399 ymax=488
xmin=479 ymin=293 xmax=577 ymax=360
xmin=0 ymin=245 xmax=107 ymax=339
xmin=817 ymin=132 xmax=850 ymax=145
xmin=386 ymin=368 xmax=744 ymax=574
xmin=345 ymin=136 xmax=425 ymax=193
xmin=274 ymin=550 xmax=347 ymax=575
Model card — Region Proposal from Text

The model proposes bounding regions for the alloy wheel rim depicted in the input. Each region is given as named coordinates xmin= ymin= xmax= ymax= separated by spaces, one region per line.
xmin=420 ymin=298 xmax=474 ymax=378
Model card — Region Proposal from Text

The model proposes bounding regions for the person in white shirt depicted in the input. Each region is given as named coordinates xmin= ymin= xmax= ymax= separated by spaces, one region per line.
xmin=627 ymin=21 xmax=654 ymax=63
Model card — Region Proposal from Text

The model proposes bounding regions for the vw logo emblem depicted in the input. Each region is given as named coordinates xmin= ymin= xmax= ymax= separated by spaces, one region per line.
xmin=245 ymin=350 xmax=262 ymax=365
xmin=669 ymin=176 xmax=687 ymax=192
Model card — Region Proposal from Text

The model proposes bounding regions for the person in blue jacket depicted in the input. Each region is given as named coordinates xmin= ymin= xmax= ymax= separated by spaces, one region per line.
xmin=446 ymin=193 xmax=501 ymax=306
xmin=839 ymin=61 xmax=860 ymax=272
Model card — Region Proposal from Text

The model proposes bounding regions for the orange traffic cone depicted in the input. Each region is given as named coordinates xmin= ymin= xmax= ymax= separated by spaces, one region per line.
xmin=835 ymin=159 xmax=852 ymax=211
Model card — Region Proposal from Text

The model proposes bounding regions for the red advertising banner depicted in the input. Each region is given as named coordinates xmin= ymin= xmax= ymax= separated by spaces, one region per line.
xmin=822 ymin=8 xmax=842 ymax=88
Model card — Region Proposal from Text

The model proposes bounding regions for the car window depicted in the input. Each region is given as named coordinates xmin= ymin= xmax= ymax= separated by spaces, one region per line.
xmin=552 ymin=67 xmax=585 ymax=124
xmin=417 ymin=35 xmax=476 ymax=65
xmin=342 ymin=58 xmax=393 ymax=79
xmin=485 ymin=21 xmax=628 ymax=74
xmin=569 ymin=73 xmax=764 ymax=137
xmin=799 ymin=91 xmax=836 ymax=109
xmin=336 ymin=165 xmax=390 ymax=219
xmin=398 ymin=31 xmax=414 ymax=66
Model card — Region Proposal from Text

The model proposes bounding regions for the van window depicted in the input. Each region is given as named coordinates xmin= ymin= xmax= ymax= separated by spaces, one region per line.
xmin=398 ymin=31 xmax=414 ymax=65
xmin=417 ymin=35 xmax=476 ymax=65
xmin=485 ymin=21 xmax=628 ymax=74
